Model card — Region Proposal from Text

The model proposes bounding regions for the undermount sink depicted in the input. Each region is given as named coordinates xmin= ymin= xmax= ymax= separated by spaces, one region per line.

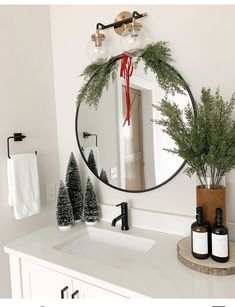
xmin=53 ymin=227 xmax=156 ymax=269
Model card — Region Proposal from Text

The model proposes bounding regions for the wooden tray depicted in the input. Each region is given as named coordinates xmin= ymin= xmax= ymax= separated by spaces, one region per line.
xmin=177 ymin=237 xmax=235 ymax=276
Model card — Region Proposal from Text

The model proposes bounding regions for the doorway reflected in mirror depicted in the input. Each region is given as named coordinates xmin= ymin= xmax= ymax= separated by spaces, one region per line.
xmin=76 ymin=60 xmax=195 ymax=192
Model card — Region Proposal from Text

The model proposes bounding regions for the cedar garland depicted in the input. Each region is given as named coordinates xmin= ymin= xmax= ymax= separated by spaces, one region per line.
xmin=76 ymin=42 xmax=189 ymax=108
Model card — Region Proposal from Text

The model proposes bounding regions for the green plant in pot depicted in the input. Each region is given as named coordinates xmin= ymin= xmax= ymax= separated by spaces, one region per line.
xmin=154 ymin=88 xmax=235 ymax=225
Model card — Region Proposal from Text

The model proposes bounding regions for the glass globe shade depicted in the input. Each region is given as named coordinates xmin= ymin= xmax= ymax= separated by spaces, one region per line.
xmin=120 ymin=26 xmax=148 ymax=57
xmin=86 ymin=39 xmax=110 ymax=64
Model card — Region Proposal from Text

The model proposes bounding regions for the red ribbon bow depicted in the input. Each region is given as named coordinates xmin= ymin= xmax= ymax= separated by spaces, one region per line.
xmin=120 ymin=53 xmax=133 ymax=126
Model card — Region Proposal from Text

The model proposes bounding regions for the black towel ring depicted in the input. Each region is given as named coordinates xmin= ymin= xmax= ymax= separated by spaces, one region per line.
xmin=83 ymin=132 xmax=98 ymax=147
xmin=7 ymin=133 xmax=37 ymax=159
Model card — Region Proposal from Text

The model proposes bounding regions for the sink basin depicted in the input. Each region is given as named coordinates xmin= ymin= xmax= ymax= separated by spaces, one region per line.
xmin=53 ymin=227 xmax=156 ymax=269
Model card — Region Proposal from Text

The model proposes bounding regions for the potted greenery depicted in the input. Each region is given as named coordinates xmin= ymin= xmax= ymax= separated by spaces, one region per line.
xmin=154 ymin=88 xmax=235 ymax=224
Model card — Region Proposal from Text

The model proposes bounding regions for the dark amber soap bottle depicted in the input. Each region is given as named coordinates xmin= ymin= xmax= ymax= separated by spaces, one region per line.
xmin=191 ymin=207 xmax=209 ymax=259
xmin=211 ymin=208 xmax=229 ymax=263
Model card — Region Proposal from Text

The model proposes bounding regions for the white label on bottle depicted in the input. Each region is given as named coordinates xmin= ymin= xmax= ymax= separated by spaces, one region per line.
xmin=192 ymin=231 xmax=208 ymax=254
xmin=212 ymin=233 xmax=228 ymax=258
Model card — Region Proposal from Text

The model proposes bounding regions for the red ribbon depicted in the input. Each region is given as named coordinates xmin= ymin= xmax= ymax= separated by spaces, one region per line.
xmin=120 ymin=53 xmax=133 ymax=126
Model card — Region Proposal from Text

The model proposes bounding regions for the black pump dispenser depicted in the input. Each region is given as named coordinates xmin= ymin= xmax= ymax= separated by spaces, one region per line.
xmin=215 ymin=208 xmax=223 ymax=225
xmin=196 ymin=206 xmax=203 ymax=223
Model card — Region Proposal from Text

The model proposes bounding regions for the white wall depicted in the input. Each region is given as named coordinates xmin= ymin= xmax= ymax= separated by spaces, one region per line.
xmin=0 ymin=6 xmax=59 ymax=297
xmin=50 ymin=5 xmax=235 ymax=224
xmin=154 ymin=89 xmax=189 ymax=184
xmin=78 ymin=82 xmax=119 ymax=186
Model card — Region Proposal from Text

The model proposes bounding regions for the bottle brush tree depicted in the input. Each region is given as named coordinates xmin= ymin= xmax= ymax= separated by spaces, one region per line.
xmin=154 ymin=87 xmax=235 ymax=188
xmin=83 ymin=177 xmax=100 ymax=223
xmin=100 ymin=168 xmax=109 ymax=184
xmin=56 ymin=180 xmax=74 ymax=227
xmin=87 ymin=149 xmax=98 ymax=176
xmin=65 ymin=152 xmax=83 ymax=221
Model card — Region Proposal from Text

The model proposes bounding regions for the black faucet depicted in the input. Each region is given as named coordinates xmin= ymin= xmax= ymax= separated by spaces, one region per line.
xmin=111 ymin=202 xmax=129 ymax=231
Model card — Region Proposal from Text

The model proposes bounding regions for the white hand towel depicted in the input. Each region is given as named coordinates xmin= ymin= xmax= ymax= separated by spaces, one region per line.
xmin=7 ymin=153 xmax=41 ymax=220
xmin=7 ymin=158 xmax=14 ymax=207
xmin=83 ymin=146 xmax=100 ymax=174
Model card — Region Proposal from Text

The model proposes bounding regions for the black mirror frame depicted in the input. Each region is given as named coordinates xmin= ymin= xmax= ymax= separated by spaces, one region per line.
xmin=75 ymin=62 xmax=196 ymax=193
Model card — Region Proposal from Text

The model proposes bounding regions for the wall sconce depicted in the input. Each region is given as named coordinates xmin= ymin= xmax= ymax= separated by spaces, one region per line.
xmin=87 ymin=11 xmax=148 ymax=63
xmin=87 ymin=28 xmax=110 ymax=64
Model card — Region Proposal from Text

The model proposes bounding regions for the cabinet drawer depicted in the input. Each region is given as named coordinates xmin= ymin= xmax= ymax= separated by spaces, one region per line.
xmin=72 ymin=278 xmax=126 ymax=299
xmin=21 ymin=259 xmax=127 ymax=299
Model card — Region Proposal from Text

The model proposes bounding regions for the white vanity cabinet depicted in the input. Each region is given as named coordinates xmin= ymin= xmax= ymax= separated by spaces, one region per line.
xmin=21 ymin=260 xmax=72 ymax=299
xmin=72 ymin=278 xmax=125 ymax=299
xmin=20 ymin=259 xmax=126 ymax=299
xmin=6 ymin=222 xmax=235 ymax=299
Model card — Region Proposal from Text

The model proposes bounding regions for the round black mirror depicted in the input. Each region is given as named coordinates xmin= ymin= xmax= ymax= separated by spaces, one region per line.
xmin=75 ymin=43 xmax=196 ymax=193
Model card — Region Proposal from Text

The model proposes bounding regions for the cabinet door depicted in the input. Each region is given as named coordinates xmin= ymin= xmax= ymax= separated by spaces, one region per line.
xmin=21 ymin=260 xmax=72 ymax=298
xmin=72 ymin=278 xmax=126 ymax=299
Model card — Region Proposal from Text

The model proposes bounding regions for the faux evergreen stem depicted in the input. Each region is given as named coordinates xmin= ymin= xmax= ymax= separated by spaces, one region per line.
xmin=197 ymin=174 xmax=204 ymax=186
xmin=215 ymin=171 xmax=223 ymax=188
xmin=210 ymin=166 xmax=216 ymax=187
xmin=76 ymin=42 xmax=189 ymax=108
xmin=155 ymin=88 xmax=235 ymax=189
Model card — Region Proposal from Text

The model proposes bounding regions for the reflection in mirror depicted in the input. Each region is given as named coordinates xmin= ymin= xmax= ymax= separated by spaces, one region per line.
xmin=76 ymin=61 xmax=194 ymax=192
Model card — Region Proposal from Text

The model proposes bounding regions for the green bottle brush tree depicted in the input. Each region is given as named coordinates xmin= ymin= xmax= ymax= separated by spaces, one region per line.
xmin=56 ymin=180 xmax=74 ymax=229
xmin=83 ymin=177 xmax=100 ymax=224
xmin=65 ymin=152 xmax=83 ymax=222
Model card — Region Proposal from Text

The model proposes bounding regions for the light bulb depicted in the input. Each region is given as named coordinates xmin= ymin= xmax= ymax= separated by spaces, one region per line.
xmin=128 ymin=29 xmax=142 ymax=50
xmin=87 ymin=41 xmax=110 ymax=64
xmin=87 ymin=30 xmax=110 ymax=64
xmin=120 ymin=25 xmax=148 ymax=57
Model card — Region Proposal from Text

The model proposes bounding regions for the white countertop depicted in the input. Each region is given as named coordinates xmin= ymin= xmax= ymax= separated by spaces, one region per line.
xmin=4 ymin=221 xmax=235 ymax=298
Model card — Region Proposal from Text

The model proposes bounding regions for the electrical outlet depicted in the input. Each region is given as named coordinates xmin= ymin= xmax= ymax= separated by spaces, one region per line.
xmin=47 ymin=183 xmax=56 ymax=202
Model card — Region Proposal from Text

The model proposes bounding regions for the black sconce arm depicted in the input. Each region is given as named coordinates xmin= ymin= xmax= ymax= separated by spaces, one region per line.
xmin=96 ymin=11 xmax=147 ymax=31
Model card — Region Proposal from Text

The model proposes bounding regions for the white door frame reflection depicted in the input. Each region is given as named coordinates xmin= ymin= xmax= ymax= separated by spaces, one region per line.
xmin=75 ymin=63 xmax=194 ymax=192
xmin=116 ymin=75 xmax=158 ymax=190
xmin=116 ymin=74 xmax=187 ymax=190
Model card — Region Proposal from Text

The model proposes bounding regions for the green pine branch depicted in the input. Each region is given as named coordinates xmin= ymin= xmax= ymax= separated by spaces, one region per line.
xmin=154 ymin=88 xmax=235 ymax=188
xmin=76 ymin=42 xmax=188 ymax=108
